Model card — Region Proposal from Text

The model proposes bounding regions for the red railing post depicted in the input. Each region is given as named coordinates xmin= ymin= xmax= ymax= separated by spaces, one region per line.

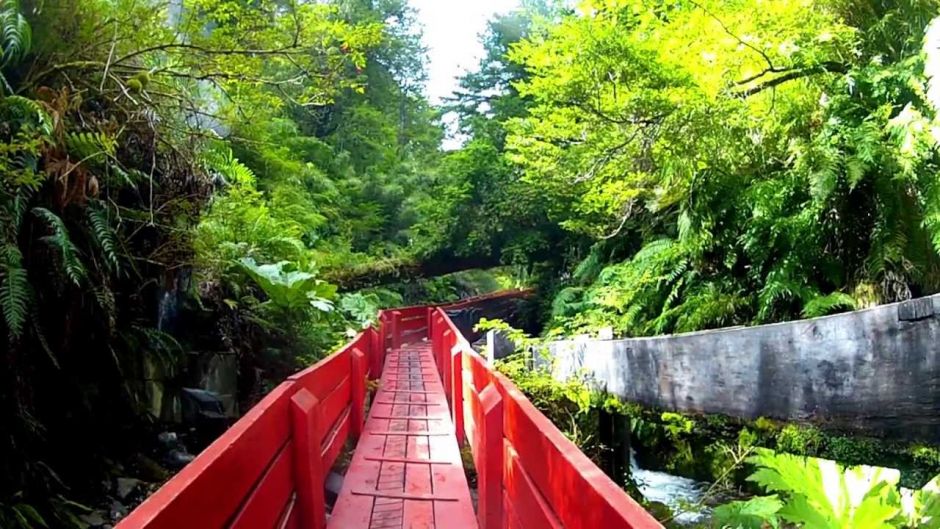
xmin=478 ymin=384 xmax=504 ymax=529
xmin=426 ymin=306 xmax=434 ymax=340
xmin=376 ymin=311 xmax=387 ymax=372
xmin=429 ymin=312 xmax=438 ymax=373
xmin=368 ymin=326 xmax=381 ymax=381
xmin=442 ymin=329 xmax=453 ymax=398
xmin=350 ymin=347 xmax=367 ymax=438
xmin=390 ymin=310 xmax=402 ymax=350
xmin=451 ymin=344 xmax=464 ymax=445
xmin=290 ymin=388 xmax=327 ymax=529
xmin=434 ymin=313 xmax=444 ymax=377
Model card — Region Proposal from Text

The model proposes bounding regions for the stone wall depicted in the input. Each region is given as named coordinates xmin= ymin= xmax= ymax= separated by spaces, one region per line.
xmin=545 ymin=295 xmax=940 ymax=443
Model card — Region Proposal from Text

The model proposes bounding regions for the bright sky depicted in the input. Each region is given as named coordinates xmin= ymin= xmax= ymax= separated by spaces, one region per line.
xmin=410 ymin=0 xmax=521 ymax=105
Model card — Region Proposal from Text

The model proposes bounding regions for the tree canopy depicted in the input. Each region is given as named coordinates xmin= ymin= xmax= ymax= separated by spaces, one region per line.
xmin=1 ymin=0 xmax=939 ymax=525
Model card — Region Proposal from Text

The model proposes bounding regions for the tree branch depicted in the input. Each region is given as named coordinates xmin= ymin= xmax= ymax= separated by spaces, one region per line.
xmin=733 ymin=62 xmax=848 ymax=97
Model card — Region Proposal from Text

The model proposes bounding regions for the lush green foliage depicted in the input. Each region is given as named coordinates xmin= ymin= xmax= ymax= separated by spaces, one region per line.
xmin=715 ymin=451 xmax=940 ymax=528
xmin=494 ymin=0 xmax=940 ymax=336
xmin=0 ymin=0 xmax=448 ymax=523
xmin=4 ymin=0 xmax=940 ymax=524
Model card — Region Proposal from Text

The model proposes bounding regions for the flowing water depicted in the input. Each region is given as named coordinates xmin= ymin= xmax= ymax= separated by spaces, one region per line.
xmin=630 ymin=451 xmax=710 ymax=525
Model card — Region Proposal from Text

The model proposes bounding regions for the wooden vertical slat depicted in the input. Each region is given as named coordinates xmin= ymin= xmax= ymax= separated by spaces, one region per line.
xmin=479 ymin=384 xmax=504 ymax=529
xmin=290 ymin=389 xmax=326 ymax=529
xmin=390 ymin=310 xmax=402 ymax=350
xmin=442 ymin=329 xmax=453 ymax=401
xmin=351 ymin=347 xmax=367 ymax=438
xmin=450 ymin=344 xmax=464 ymax=445
xmin=369 ymin=325 xmax=381 ymax=381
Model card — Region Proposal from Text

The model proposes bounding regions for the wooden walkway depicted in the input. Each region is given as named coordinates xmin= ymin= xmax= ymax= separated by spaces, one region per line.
xmin=330 ymin=341 xmax=477 ymax=529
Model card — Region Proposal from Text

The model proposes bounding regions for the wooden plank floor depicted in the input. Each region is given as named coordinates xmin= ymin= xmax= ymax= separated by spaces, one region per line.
xmin=330 ymin=341 xmax=478 ymax=529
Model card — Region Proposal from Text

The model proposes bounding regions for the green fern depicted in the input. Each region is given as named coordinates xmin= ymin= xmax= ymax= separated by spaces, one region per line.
xmin=32 ymin=207 xmax=85 ymax=286
xmin=203 ymin=147 xmax=256 ymax=186
xmin=65 ymin=131 xmax=117 ymax=161
xmin=0 ymin=243 xmax=29 ymax=338
xmin=87 ymin=202 xmax=120 ymax=271
xmin=802 ymin=291 xmax=858 ymax=318
xmin=1 ymin=95 xmax=51 ymax=136
xmin=0 ymin=0 xmax=30 ymax=70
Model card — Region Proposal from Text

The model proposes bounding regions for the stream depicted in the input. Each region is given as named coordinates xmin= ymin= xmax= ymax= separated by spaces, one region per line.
xmin=630 ymin=450 xmax=710 ymax=525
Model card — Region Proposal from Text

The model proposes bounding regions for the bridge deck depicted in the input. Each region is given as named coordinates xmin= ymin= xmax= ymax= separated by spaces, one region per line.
xmin=330 ymin=341 xmax=477 ymax=529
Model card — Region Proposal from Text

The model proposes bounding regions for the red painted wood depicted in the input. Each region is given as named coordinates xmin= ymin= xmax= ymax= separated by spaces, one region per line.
xmin=464 ymin=350 xmax=493 ymax=395
xmin=390 ymin=311 xmax=402 ymax=350
xmin=115 ymin=382 xmax=293 ymax=529
xmin=500 ymin=380 xmax=662 ymax=529
xmin=119 ymin=293 xmax=663 ymax=529
xmin=441 ymin=329 xmax=453 ymax=400
xmin=503 ymin=442 xmax=562 ymax=529
xmin=321 ymin=409 xmax=351 ymax=471
xmin=290 ymin=388 xmax=327 ymax=529
xmin=450 ymin=344 xmax=464 ymax=445
xmin=351 ymin=347 xmax=367 ymax=438
xmin=503 ymin=489 xmax=525 ymax=529
xmin=464 ymin=380 xmax=481 ymax=465
xmin=229 ymin=442 xmax=295 ymax=529
xmin=317 ymin=375 xmax=350 ymax=436
xmin=330 ymin=342 xmax=476 ymax=529
xmin=276 ymin=494 xmax=299 ymax=529
xmin=369 ymin=326 xmax=382 ymax=380
xmin=289 ymin=348 xmax=350 ymax=401
xmin=478 ymin=384 xmax=503 ymax=529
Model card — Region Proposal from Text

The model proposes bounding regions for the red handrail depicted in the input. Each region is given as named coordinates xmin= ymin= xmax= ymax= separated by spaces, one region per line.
xmin=429 ymin=306 xmax=661 ymax=529
xmin=116 ymin=294 xmax=661 ymax=529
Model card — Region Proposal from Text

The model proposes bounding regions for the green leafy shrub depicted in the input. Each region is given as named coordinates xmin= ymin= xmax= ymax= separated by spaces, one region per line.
xmin=715 ymin=451 xmax=940 ymax=529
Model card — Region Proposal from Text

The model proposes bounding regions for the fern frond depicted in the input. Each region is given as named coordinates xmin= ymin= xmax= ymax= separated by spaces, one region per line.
xmin=32 ymin=207 xmax=85 ymax=286
xmin=66 ymin=131 xmax=116 ymax=161
xmin=87 ymin=202 xmax=121 ymax=271
xmin=203 ymin=147 xmax=256 ymax=186
xmin=1 ymin=95 xmax=51 ymax=136
xmin=0 ymin=0 xmax=31 ymax=69
xmin=802 ymin=291 xmax=857 ymax=318
xmin=93 ymin=284 xmax=117 ymax=332
xmin=0 ymin=243 xmax=29 ymax=338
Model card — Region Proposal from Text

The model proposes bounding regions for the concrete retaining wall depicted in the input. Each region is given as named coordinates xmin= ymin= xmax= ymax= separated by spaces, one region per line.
xmin=545 ymin=295 xmax=940 ymax=443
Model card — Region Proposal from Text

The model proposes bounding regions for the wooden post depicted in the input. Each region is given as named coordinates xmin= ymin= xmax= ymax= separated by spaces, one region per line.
xmin=377 ymin=311 xmax=387 ymax=368
xmin=290 ymin=389 xmax=327 ymax=529
xmin=369 ymin=326 xmax=381 ymax=382
xmin=351 ymin=348 xmax=367 ymax=438
xmin=390 ymin=311 xmax=402 ymax=351
xmin=478 ymin=384 xmax=504 ymax=529
xmin=426 ymin=306 xmax=434 ymax=341
xmin=429 ymin=312 xmax=438 ymax=375
xmin=442 ymin=329 xmax=453 ymax=399
xmin=451 ymin=344 xmax=464 ymax=445
xmin=434 ymin=314 xmax=444 ymax=377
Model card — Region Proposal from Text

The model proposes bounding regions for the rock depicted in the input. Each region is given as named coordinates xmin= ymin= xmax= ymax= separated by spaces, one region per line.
xmin=79 ymin=512 xmax=107 ymax=527
xmin=115 ymin=477 xmax=141 ymax=500
xmin=325 ymin=472 xmax=344 ymax=506
xmin=166 ymin=449 xmax=194 ymax=469
xmin=109 ymin=500 xmax=127 ymax=521
xmin=646 ymin=501 xmax=673 ymax=522
xmin=133 ymin=453 xmax=170 ymax=481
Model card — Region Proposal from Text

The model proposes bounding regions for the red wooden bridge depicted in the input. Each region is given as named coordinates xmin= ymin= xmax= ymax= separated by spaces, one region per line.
xmin=116 ymin=291 xmax=662 ymax=529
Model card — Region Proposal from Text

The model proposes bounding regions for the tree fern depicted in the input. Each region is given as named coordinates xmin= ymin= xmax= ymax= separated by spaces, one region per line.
xmin=32 ymin=207 xmax=85 ymax=286
xmin=0 ymin=243 xmax=29 ymax=338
